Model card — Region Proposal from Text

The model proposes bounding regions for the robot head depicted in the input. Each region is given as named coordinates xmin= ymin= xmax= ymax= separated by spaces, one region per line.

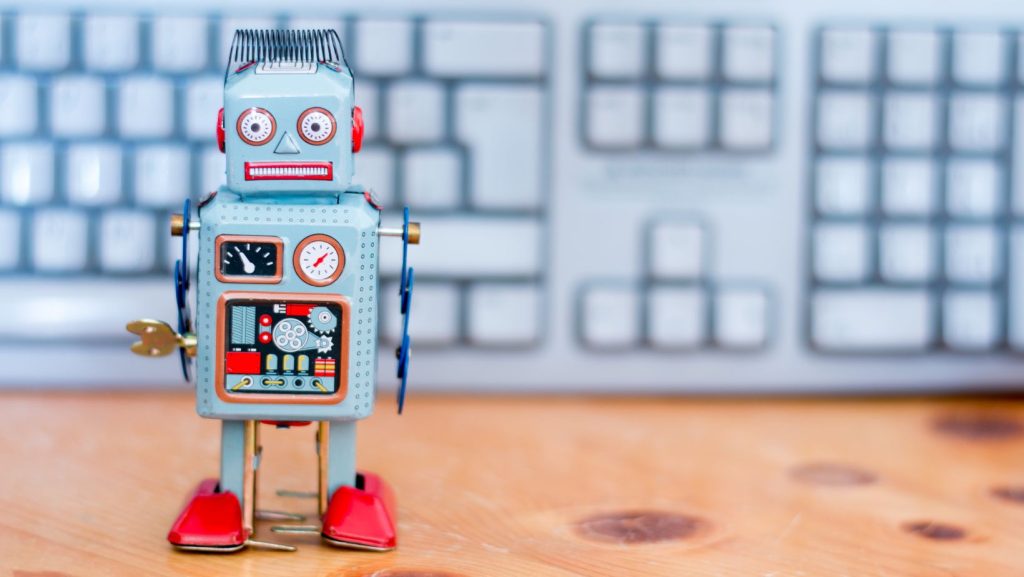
xmin=221 ymin=30 xmax=361 ymax=196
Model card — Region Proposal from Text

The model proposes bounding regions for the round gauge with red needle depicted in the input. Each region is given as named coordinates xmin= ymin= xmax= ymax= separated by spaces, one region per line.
xmin=293 ymin=234 xmax=345 ymax=286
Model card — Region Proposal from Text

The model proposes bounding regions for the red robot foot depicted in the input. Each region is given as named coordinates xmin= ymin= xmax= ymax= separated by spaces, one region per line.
xmin=167 ymin=479 xmax=249 ymax=552
xmin=321 ymin=472 xmax=397 ymax=551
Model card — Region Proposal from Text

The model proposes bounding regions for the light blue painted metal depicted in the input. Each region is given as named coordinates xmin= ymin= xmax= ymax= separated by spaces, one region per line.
xmin=327 ymin=421 xmax=358 ymax=493
xmin=223 ymin=61 xmax=355 ymax=196
xmin=194 ymin=189 xmax=380 ymax=422
xmin=219 ymin=420 xmax=246 ymax=501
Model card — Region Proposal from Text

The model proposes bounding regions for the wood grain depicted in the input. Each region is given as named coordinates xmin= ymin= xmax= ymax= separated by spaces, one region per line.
xmin=1 ymin=392 xmax=1023 ymax=576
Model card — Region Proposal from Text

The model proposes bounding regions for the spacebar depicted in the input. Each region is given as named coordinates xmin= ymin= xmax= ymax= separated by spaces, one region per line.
xmin=0 ymin=278 xmax=177 ymax=341
xmin=812 ymin=289 xmax=935 ymax=351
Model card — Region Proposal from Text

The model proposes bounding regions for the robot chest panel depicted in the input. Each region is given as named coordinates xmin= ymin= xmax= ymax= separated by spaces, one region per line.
xmin=215 ymin=291 xmax=351 ymax=404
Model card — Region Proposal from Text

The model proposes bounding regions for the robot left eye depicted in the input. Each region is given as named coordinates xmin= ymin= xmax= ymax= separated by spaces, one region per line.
xmin=298 ymin=107 xmax=336 ymax=145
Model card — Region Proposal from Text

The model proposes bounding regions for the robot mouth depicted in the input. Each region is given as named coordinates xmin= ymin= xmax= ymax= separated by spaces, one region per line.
xmin=244 ymin=161 xmax=333 ymax=181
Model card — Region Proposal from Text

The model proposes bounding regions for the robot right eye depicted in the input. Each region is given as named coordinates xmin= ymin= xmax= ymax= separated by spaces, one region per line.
xmin=236 ymin=107 xmax=276 ymax=146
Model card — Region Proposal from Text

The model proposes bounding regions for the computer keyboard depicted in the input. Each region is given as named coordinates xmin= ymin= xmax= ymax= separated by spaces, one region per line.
xmin=2 ymin=0 xmax=1024 ymax=393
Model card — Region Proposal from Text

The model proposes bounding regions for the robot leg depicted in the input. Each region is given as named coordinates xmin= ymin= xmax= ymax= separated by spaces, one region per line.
xmin=319 ymin=420 xmax=398 ymax=551
xmin=167 ymin=421 xmax=292 ymax=552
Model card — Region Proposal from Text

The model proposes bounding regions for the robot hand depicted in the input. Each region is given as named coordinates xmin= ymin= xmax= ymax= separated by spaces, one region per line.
xmin=127 ymin=319 xmax=197 ymax=359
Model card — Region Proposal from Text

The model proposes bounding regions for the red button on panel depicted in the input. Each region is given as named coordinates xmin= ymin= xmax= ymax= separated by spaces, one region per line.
xmin=225 ymin=351 xmax=261 ymax=374
xmin=259 ymin=314 xmax=272 ymax=327
xmin=286 ymin=304 xmax=315 ymax=317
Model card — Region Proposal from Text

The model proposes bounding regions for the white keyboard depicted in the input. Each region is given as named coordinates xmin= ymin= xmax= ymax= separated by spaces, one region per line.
xmin=3 ymin=0 xmax=1024 ymax=393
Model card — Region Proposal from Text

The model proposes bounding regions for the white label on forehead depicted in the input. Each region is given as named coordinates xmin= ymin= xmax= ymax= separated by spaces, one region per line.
xmin=256 ymin=61 xmax=316 ymax=74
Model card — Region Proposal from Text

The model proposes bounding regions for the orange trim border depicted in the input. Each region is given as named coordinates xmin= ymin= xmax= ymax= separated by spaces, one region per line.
xmin=214 ymin=235 xmax=284 ymax=284
xmin=293 ymin=234 xmax=345 ymax=287
xmin=215 ymin=291 xmax=350 ymax=405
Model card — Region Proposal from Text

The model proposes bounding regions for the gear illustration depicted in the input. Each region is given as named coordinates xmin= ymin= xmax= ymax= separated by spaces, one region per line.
xmin=308 ymin=306 xmax=338 ymax=334
xmin=316 ymin=335 xmax=333 ymax=354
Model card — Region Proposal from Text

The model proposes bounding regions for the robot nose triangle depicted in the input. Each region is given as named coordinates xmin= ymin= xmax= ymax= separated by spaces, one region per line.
xmin=274 ymin=132 xmax=301 ymax=154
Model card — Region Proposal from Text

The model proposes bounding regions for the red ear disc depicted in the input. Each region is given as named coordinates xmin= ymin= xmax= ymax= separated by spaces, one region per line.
xmin=217 ymin=107 xmax=226 ymax=153
xmin=352 ymin=106 xmax=363 ymax=153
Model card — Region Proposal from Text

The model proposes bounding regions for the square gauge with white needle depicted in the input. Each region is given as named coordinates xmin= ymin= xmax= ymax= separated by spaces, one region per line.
xmin=215 ymin=235 xmax=284 ymax=284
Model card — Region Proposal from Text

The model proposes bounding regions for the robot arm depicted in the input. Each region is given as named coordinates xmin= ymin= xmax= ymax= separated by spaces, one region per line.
xmin=126 ymin=198 xmax=199 ymax=381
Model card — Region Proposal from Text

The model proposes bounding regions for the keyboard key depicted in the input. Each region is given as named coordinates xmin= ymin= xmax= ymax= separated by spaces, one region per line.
xmin=1008 ymin=228 xmax=1024 ymax=348
xmin=652 ymin=87 xmax=711 ymax=149
xmin=0 ymin=210 xmax=20 ymax=270
xmin=65 ymin=144 xmax=122 ymax=206
xmin=649 ymin=220 xmax=705 ymax=280
xmin=352 ymin=147 xmax=394 ymax=207
xmin=952 ymin=31 xmax=1007 ymax=86
xmin=49 ymin=76 xmax=106 ymax=137
xmin=714 ymin=287 xmax=769 ymax=349
xmin=945 ymin=225 xmax=1001 ymax=284
xmin=83 ymin=15 xmax=139 ymax=71
xmin=655 ymin=24 xmax=712 ymax=80
xmin=354 ymin=19 xmax=413 ymax=76
xmin=879 ymin=223 xmax=936 ymax=283
xmin=197 ymin=146 xmax=225 ymax=195
xmin=99 ymin=210 xmax=156 ymax=273
xmin=719 ymin=89 xmax=773 ymax=150
xmin=219 ymin=18 xmax=276 ymax=66
xmin=820 ymin=27 xmax=877 ymax=84
xmin=722 ymin=26 xmax=775 ymax=82
xmin=383 ymin=281 xmax=460 ymax=345
xmin=467 ymin=283 xmax=540 ymax=345
xmin=813 ymin=223 xmax=871 ymax=283
xmin=423 ymin=20 xmax=544 ymax=78
xmin=586 ymin=86 xmax=645 ymax=149
xmin=817 ymin=91 xmax=875 ymax=149
xmin=184 ymin=77 xmax=222 ymax=141
xmin=0 ymin=279 xmax=175 ymax=340
xmin=882 ymin=158 xmax=937 ymax=217
xmin=134 ymin=146 xmax=190 ymax=208
xmin=581 ymin=285 xmax=641 ymax=348
xmin=816 ymin=157 xmax=872 ymax=216
xmin=946 ymin=158 xmax=1003 ymax=218
xmin=1 ymin=143 xmax=53 ymax=206
xmin=943 ymin=290 xmax=999 ymax=350
xmin=355 ymin=81 xmax=379 ymax=141
xmin=387 ymin=81 xmax=446 ymax=144
xmin=813 ymin=289 xmax=933 ymax=350
xmin=152 ymin=16 xmax=208 ymax=72
xmin=379 ymin=216 xmax=541 ymax=278
xmin=31 ymin=209 xmax=88 ymax=272
xmin=588 ymin=22 xmax=647 ymax=79
xmin=456 ymin=85 xmax=543 ymax=210
xmin=16 ymin=13 xmax=70 ymax=71
xmin=883 ymin=92 xmax=938 ymax=150
xmin=118 ymin=76 xmax=175 ymax=139
xmin=647 ymin=286 xmax=707 ymax=349
xmin=0 ymin=75 xmax=38 ymax=136
xmin=403 ymin=148 xmax=462 ymax=210
xmin=887 ymin=29 xmax=942 ymax=85
xmin=948 ymin=93 xmax=1007 ymax=152
xmin=1015 ymin=97 xmax=1024 ymax=215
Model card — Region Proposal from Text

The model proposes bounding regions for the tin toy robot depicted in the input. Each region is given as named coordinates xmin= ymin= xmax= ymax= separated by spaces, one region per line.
xmin=126 ymin=29 xmax=419 ymax=553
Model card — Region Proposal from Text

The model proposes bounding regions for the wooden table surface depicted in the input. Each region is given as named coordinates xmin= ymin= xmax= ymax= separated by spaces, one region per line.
xmin=2 ymin=392 xmax=1023 ymax=577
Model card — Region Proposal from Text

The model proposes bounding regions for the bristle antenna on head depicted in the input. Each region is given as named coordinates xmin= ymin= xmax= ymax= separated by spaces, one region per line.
xmin=226 ymin=28 xmax=347 ymax=76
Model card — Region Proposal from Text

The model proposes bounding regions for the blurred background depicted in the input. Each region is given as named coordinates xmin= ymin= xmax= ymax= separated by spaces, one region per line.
xmin=0 ymin=0 xmax=1022 ymax=393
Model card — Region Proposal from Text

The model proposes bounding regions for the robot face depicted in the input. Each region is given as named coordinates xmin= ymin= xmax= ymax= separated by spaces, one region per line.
xmin=223 ymin=59 xmax=356 ymax=195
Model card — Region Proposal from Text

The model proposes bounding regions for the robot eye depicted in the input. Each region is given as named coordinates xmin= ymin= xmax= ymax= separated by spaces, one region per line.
xmin=298 ymin=107 xmax=336 ymax=145
xmin=236 ymin=108 xmax=276 ymax=146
